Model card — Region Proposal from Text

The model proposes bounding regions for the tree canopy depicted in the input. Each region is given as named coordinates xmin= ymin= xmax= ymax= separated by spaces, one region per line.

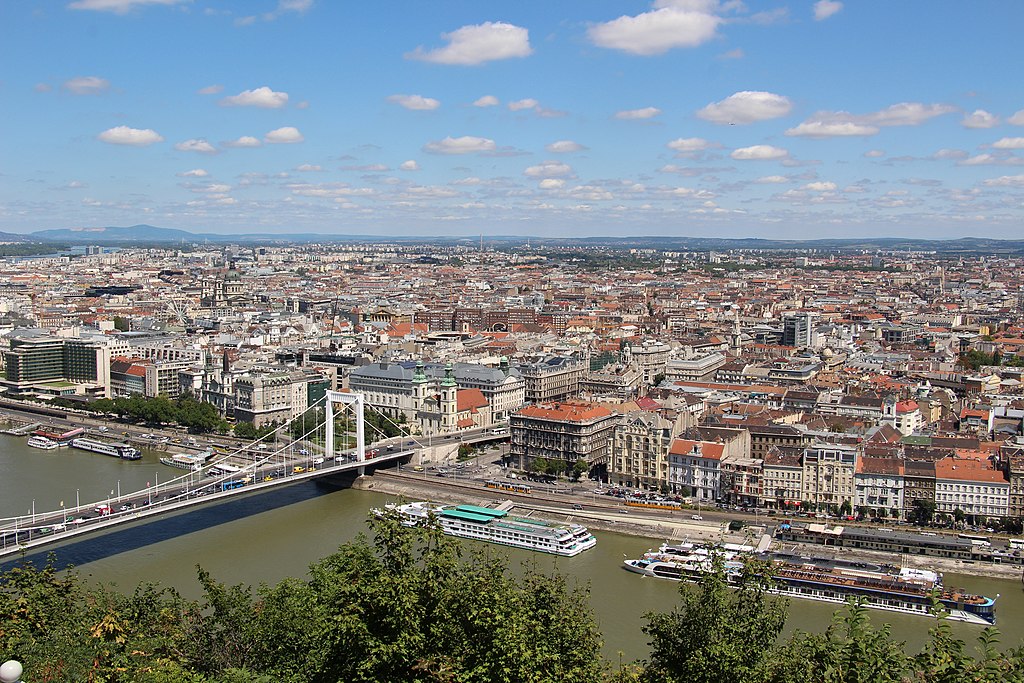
xmin=2 ymin=519 xmax=1023 ymax=682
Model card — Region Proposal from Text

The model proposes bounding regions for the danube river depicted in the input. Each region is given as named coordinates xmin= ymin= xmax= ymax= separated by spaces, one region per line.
xmin=1 ymin=435 xmax=1022 ymax=660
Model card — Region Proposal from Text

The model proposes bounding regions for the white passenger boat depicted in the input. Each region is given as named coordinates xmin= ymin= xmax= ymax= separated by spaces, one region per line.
xmin=376 ymin=501 xmax=597 ymax=557
xmin=70 ymin=437 xmax=142 ymax=460
xmin=623 ymin=543 xmax=997 ymax=626
xmin=27 ymin=435 xmax=60 ymax=450
xmin=159 ymin=450 xmax=211 ymax=470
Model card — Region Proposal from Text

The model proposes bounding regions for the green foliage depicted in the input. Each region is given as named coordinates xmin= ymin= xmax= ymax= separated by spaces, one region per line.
xmin=641 ymin=555 xmax=786 ymax=683
xmin=5 ymin=530 xmax=1024 ymax=682
xmin=54 ymin=391 xmax=227 ymax=433
xmin=233 ymin=421 xmax=276 ymax=441
xmin=910 ymin=498 xmax=937 ymax=525
xmin=1 ymin=515 xmax=604 ymax=683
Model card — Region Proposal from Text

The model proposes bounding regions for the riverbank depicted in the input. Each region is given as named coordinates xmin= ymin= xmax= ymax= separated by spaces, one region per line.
xmin=356 ymin=469 xmax=1024 ymax=580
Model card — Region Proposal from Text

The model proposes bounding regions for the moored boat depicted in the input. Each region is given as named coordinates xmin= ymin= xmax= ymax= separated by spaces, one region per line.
xmin=374 ymin=501 xmax=597 ymax=557
xmin=160 ymin=450 xmax=212 ymax=470
xmin=70 ymin=437 xmax=142 ymax=461
xmin=27 ymin=435 xmax=60 ymax=450
xmin=623 ymin=543 xmax=997 ymax=626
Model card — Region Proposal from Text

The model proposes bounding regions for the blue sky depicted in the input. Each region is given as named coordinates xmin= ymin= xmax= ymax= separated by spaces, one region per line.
xmin=2 ymin=0 xmax=1023 ymax=239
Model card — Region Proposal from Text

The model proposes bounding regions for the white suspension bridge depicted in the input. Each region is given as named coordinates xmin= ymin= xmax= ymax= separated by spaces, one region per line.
xmin=0 ymin=390 xmax=442 ymax=560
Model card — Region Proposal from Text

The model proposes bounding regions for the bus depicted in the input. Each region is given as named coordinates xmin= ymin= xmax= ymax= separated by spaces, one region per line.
xmin=958 ymin=533 xmax=991 ymax=548
xmin=1008 ymin=538 xmax=1024 ymax=550
xmin=220 ymin=480 xmax=246 ymax=491
xmin=484 ymin=480 xmax=532 ymax=495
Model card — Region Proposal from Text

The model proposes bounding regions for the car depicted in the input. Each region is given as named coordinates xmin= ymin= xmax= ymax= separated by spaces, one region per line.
xmin=691 ymin=514 xmax=704 ymax=521
xmin=298 ymin=448 xmax=309 ymax=455
xmin=98 ymin=426 xmax=109 ymax=432
xmin=312 ymin=457 xmax=324 ymax=465
xmin=572 ymin=504 xmax=583 ymax=510
xmin=293 ymin=466 xmax=306 ymax=473
xmin=386 ymin=444 xmax=395 ymax=450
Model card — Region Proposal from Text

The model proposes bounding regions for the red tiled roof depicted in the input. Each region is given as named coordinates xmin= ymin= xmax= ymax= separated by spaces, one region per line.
xmin=516 ymin=402 xmax=612 ymax=423
xmin=669 ymin=439 xmax=724 ymax=460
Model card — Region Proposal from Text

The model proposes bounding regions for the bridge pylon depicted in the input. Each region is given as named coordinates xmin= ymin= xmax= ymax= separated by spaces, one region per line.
xmin=324 ymin=390 xmax=365 ymax=472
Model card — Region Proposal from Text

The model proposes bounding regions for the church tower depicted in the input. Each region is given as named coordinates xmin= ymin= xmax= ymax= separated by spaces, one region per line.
xmin=441 ymin=362 xmax=458 ymax=431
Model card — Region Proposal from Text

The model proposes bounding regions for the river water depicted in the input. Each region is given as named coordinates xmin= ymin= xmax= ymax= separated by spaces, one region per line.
xmin=1 ymin=434 xmax=1021 ymax=660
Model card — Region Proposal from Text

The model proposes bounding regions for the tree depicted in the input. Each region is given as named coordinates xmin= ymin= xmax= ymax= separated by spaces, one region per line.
xmin=112 ymin=316 xmax=130 ymax=332
xmin=642 ymin=554 xmax=786 ymax=683
xmin=953 ymin=508 xmax=966 ymax=525
xmin=572 ymin=459 xmax=589 ymax=481
xmin=530 ymin=456 xmax=550 ymax=474
xmin=839 ymin=500 xmax=852 ymax=517
xmin=911 ymin=499 xmax=936 ymax=525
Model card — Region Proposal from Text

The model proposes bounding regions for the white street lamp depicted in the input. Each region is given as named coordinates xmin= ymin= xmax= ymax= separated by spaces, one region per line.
xmin=0 ymin=659 xmax=24 ymax=683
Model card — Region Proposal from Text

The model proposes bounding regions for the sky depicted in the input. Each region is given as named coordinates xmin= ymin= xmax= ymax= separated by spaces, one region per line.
xmin=2 ymin=0 xmax=1024 ymax=239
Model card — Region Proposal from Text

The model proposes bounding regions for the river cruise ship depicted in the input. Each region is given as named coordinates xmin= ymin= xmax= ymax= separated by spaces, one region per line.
xmin=624 ymin=543 xmax=997 ymax=626
xmin=376 ymin=501 xmax=596 ymax=557
xmin=70 ymin=437 xmax=142 ymax=460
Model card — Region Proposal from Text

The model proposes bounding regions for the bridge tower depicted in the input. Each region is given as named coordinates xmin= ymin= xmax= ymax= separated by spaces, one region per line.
xmin=324 ymin=390 xmax=365 ymax=466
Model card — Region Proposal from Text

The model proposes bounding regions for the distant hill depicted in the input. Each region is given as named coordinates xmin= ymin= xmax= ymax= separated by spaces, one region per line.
xmin=25 ymin=225 xmax=1024 ymax=254
xmin=0 ymin=231 xmax=33 ymax=242
xmin=31 ymin=224 xmax=197 ymax=243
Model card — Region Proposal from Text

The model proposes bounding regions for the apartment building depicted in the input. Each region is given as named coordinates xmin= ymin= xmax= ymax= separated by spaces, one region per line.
xmin=934 ymin=454 xmax=1009 ymax=519
xmin=609 ymin=411 xmax=674 ymax=491
xmin=854 ymin=457 xmax=905 ymax=518
xmin=801 ymin=443 xmax=859 ymax=510
xmin=510 ymin=401 xmax=618 ymax=474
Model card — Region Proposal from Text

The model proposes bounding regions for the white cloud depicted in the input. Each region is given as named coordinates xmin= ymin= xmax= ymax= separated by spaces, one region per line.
xmin=220 ymin=86 xmax=289 ymax=108
xmin=959 ymin=153 xmax=1024 ymax=166
xmin=786 ymin=119 xmax=879 ymax=138
xmin=237 ymin=0 xmax=313 ymax=26
xmin=1010 ymin=110 xmax=1024 ymax=126
xmin=871 ymin=102 xmax=956 ymax=126
xmin=755 ymin=175 xmax=789 ymax=184
xmin=546 ymin=140 xmax=586 ymax=153
xmin=933 ymin=148 xmax=968 ymax=160
xmin=197 ymin=84 xmax=223 ymax=95
xmin=177 ymin=169 xmax=208 ymax=177
xmin=295 ymin=163 xmax=323 ymax=172
xmin=804 ymin=181 xmax=837 ymax=191
xmin=423 ymin=136 xmax=496 ymax=154
xmin=588 ymin=7 xmax=720 ymax=56
xmin=615 ymin=107 xmax=662 ymax=120
xmin=731 ymin=145 xmax=788 ymax=160
xmin=863 ymin=149 xmax=885 ymax=158
xmin=813 ymin=0 xmax=842 ymax=21
xmin=223 ymin=136 xmax=262 ymax=148
xmin=786 ymin=103 xmax=954 ymax=138
xmin=34 ymin=83 xmax=52 ymax=93
xmin=992 ymin=137 xmax=1024 ymax=150
xmin=264 ymin=126 xmax=304 ymax=144
xmin=399 ymin=160 xmax=420 ymax=171
xmin=175 ymin=138 xmax=217 ymax=154
xmin=97 ymin=126 xmax=164 ymax=146
xmin=508 ymin=98 xmax=539 ymax=112
xmin=697 ymin=91 xmax=792 ymax=125
xmin=339 ymin=163 xmax=389 ymax=172
xmin=719 ymin=48 xmax=744 ymax=59
xmin=962 ymin=110 xmax=999 ymax=129
xmin=983 ymin=174 xmax=1024 ymax=187
xmin=68 ymin=0 xmax=188 ymax=13
xmin=524 ymin=160 xmax=573 ymax=178
xmin=667 ymin=137 xmax=712 ymax=154
xmin=63 ymin=76 xmax=111 ymax=95
xmin=473 ymin=95 xmax=499 ymax=107
xmin=407 ymin=22 xmax=532 ymax=65
xmin=387 ymin=94 xmax=440 ymax=111
xmin=539 ymin=178 xmax=565 ymax=189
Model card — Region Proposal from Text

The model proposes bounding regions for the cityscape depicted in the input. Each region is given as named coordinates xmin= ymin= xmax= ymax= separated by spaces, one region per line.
xmin=3 ymin=1 xmax=1024 ymax=682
